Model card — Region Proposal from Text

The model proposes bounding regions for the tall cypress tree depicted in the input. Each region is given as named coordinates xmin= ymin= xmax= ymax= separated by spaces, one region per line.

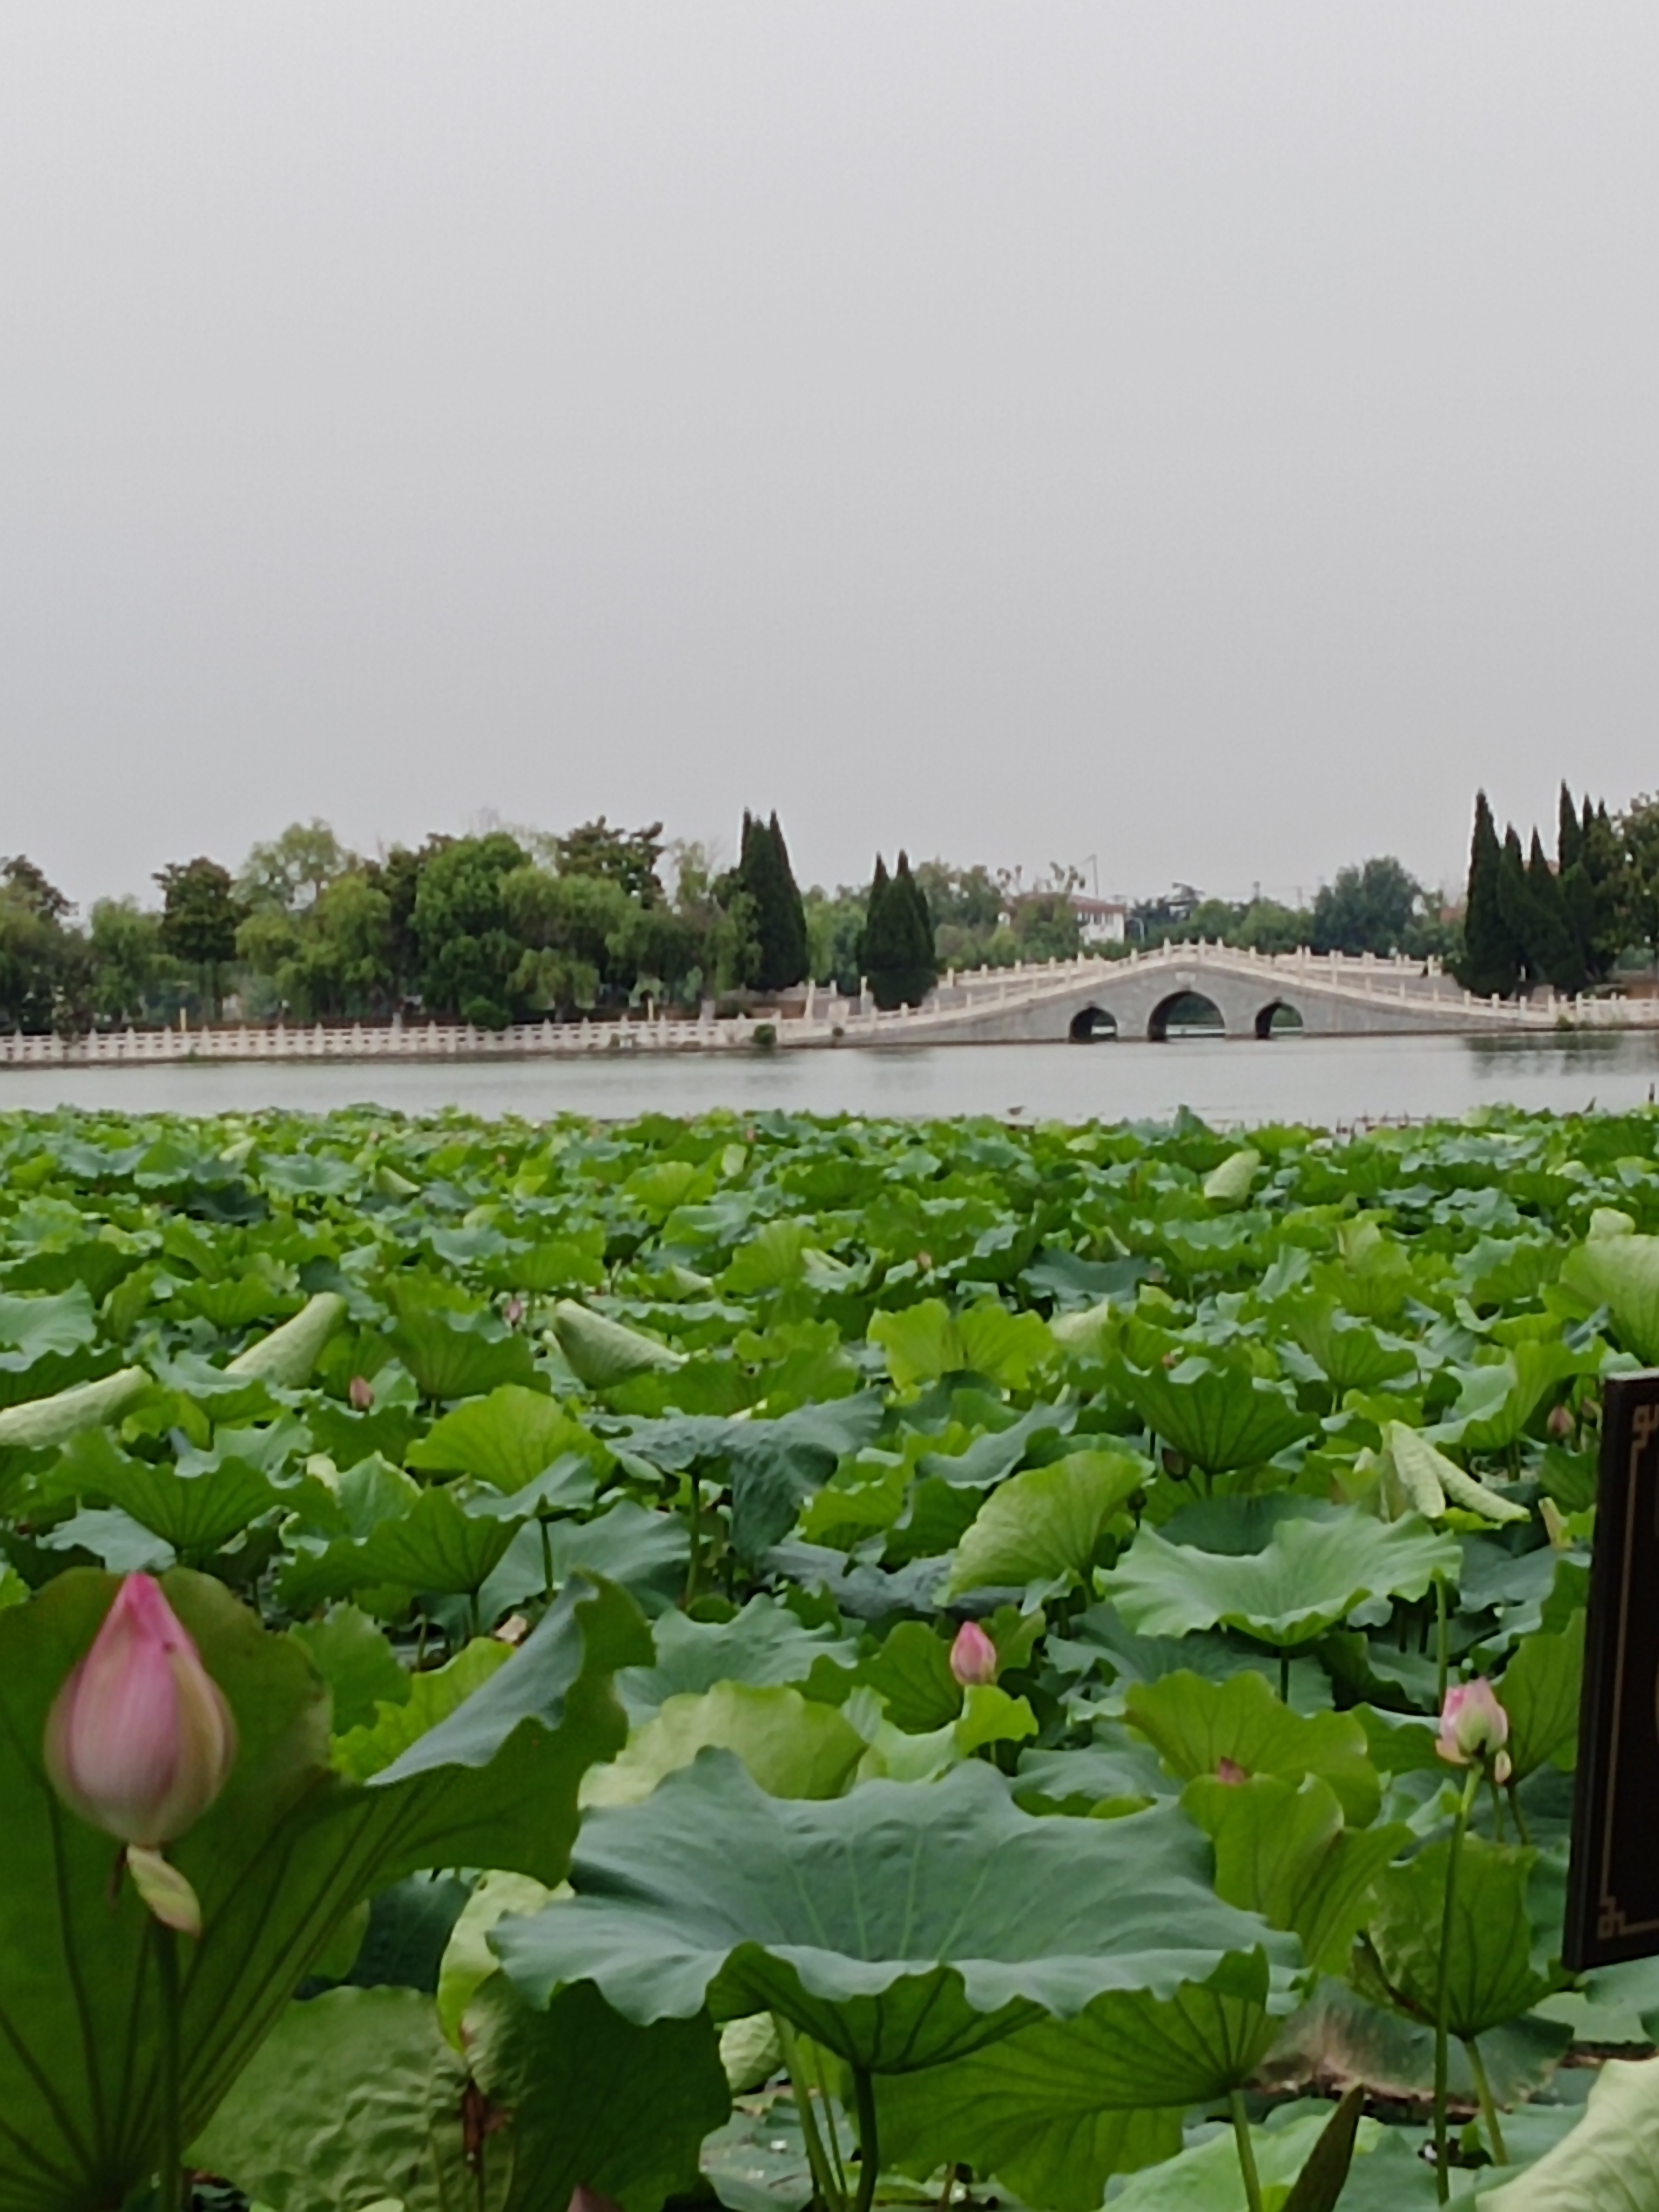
xmin=1526 ymin=829 xmax=1582 ymax=993
xmin=1496 ymin=826 xmax=1536 ymax=987
xmin=1557 ymin=783 xmax=1583 ymax=874
xmin=737 ymin=810 xmax=808 ymax=993
xmin=1461 ymin=791 xmax=1518 ymax=998
xmin=860 ymin=853 xmax=936 ymax=1009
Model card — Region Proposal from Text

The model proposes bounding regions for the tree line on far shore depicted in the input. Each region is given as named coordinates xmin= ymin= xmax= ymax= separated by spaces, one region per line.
xmin=8 ymin=784 xmax=1658 ymax=1034
xmin=0 ymin=812 xmax=955 ymax=1034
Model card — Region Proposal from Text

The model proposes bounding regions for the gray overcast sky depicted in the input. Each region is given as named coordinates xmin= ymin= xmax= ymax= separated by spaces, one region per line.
xmin=2 ymin=4 xmax=1656 ymax=912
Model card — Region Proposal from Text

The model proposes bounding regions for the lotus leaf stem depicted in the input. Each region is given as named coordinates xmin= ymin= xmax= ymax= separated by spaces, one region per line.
xmin=1464 ymin=2035 xmax=1508 ymax=2166
xmin=1434 ymin=1771 xmax=1480 ymax=2202
xmin=686 ymin=1472 xmax=701 ymax=1607
xmin=154 ymin=1920 xmax=184 ymax=2212
xmin=773 ymin=2016 xmax=842 ymax=2212
xmin=1506 ymin=1782 xmax=1531 ymax=1848
xmin=1227 ymin=2090 xmax=1264 ymax=2212
xmin=851 ymin=2066 xmax=880 ymax=2212
xmin=540 ymin=1513 xmax=554 ymax=1597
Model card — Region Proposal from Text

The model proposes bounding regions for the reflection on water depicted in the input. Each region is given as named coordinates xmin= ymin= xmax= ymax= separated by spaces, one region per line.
xmin=2 ymin=1029 xmax=1658 ymax=1127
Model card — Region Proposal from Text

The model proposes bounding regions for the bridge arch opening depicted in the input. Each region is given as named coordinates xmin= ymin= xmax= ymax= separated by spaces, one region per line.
xmin=1069 ymin=1005 xmax=1118 ymax=1042
xmin=1253 ymin=999 xmax=1306 ymax=1040
xmin=1149 ymin=990 xmax=1225 ymax=1043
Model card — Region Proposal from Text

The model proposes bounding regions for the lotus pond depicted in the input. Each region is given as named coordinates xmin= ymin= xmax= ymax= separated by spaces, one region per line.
xmin=3 ymin=1102 xmax=1659 ymax=2212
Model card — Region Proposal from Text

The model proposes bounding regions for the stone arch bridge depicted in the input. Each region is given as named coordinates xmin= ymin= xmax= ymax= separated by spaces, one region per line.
xmin=800 ymin=941 xmax=1568 ymax=1046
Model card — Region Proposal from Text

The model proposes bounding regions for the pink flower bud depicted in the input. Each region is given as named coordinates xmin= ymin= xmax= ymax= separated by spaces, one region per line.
xmin=348 ymin=1374 xmax=374 ymax=1412
xmin=949 ymin=1621 xmax=999 ymax=1688
xmin=1215 ymin=1756 xmax=1249 ymax=1785
xmin=504 ymin=1298 xmax=525 ymax=1328
xmin=1546 ymin=1404 xmax=1574 ymax=1441
xmin=45 ymin=1575 xmax=237 ymax=1847
xmin=1436 ymin=1678 xmax=1512 ymax=1783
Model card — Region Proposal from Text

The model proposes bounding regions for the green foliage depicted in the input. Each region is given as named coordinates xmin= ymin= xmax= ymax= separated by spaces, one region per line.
xmin=734 ymin=811 xmax=808 ymax=993
xmin=860 ymin=851 xmax=939 ymax=1009
xmin=0 ymin=1095 xmax=1643 ymax=2207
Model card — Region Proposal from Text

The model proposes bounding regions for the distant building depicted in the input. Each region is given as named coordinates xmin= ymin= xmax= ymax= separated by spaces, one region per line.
xmin=1069 ymin=894 xmax=1129 ymax=945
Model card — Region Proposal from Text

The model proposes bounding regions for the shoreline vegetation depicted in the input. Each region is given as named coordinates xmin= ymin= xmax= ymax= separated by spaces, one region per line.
xmin=9 ymin=780 xmax=1659 ymax=1046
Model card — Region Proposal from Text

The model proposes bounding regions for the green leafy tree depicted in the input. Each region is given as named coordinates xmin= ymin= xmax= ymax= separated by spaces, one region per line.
xmin=553 ymin=819 xmax=666 ymax=906
xmin=0 ymin=861 xmax=69 ymax=1033
xmin=87 ymin=898 xmax=174 ymax=1024
xmin=156 ymin=858 xmax=244 ymax=1016
xmin=734 ymin=812 xmax=808 ymax=993
xmin=803 ymin=885 xmax=867 ymax=994
xmin=410 ymin=833 xmax=530 ymax=1026
xmin=238 ymin=820 xmax=354 ymax=914
xmin=1309 ymin=857 xmax=1422 ymax=957
xmin=1233 ymin=899 xmax=1310 ymax=955
xmin=367 ymin=839 xmax=447 ymax=1004
xmin=1459 ymin=793 xmax=1519 ymax=998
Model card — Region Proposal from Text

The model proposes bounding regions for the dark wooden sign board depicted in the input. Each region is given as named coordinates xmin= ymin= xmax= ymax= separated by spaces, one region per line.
xmin=1566 ymin=1368 xmax=1659 ymax=1969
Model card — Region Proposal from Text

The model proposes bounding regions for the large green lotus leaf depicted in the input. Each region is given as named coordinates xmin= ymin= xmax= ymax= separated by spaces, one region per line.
xmin=868 ymin=1299 xmax=1053 ymax=1392
xmin=1498 ymin=1610 xmax=1583 ymax=1780
xmin=615 ymin=1595 xmax=858 ymax=1721
xmin=552 ymin=1299 xmax=685 ymax=1388
xmin=876 ymin=1958 xmax=1290 ymax=2209
xmin=1283 ymin=1295 xmax=1417 ymax=1394
xmin=47 ymin=1426 xmax=297 ymax=1555
xmin=724 ymin=1394 xmax=885 ymax=1563
xmin=1367 ymin=1836 xmax=1554 ymax=2039
xmin=582 ymin=1683 xmax=867 ymax=1805
xmin=1099 ymin=1513 xmax=1460 ymax=1650
xmin=1444 ymin=1342 xmax=1589 ymax=1453
xmin=1116 ymin=1357 xmax=1313 ymax=1474
xmin=1561 ymin=1233 xmax=1659 ymax=1363
xmin=404 ymin=1382 xmax=606 ymax=1491
xmin=1124 ymin=1670 xmax=1381 ymax=1825
xmin=0 ymin=1287 xmax=98 ymax=1360
xmin=1108 ymin=2103 xmax=1385 ymax=2212
xmin=946 ymin=1449 xmax=1148 ymax=1597
xmin=195 ymin=1978 xmax=728 ymax=2212
xmin=0 ymin=1567 xmax=647 ymax=2212
xmin=291 ymin=1603 xmax=412 ymax=1732
xmin=1183 ymin=1774 xmax=1408 ymax=1976
xmin=331 ymin=1640 xmax=510 ymax=1780
xmin=279 ymin=1484 xmax=524 ymax=1607
xmin=388 ymin=1283 xmax=536 ymax=1402
xmin=192 ymin=1987 xmax=471 ymax=2210
xmin=877 ymin=2045 xmax=1181 ymax=2209
xmin=1478 ymin=2055 xmax=1659 ymax=2211
xmin=493 ymin=1751 xmax=1292 ymax=2074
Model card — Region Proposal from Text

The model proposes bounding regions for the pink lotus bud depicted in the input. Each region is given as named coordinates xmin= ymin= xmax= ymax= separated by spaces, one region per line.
xmin=1215 ymin=1757 xmax=1249 ymax=1785
xmin=949 ymin=1621 xmax=999 ymax=1688
xmin=348 ymin=1374 xmax=374 ymax=1411
xmin=1546 ymin=1404 xmax=1574 ymax=1441
xmin=504 ymin=1297 xmax=525 ymax=1327
xmin=45 ymin=1575 xmax=237 ymax=1847
xmin=1436 ymin=1678 xmax=1512 ymax=1784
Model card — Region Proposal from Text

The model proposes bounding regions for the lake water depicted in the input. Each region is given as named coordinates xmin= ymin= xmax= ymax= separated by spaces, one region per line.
xmin=3 ymin=1030 xmax=1659 ymax=1127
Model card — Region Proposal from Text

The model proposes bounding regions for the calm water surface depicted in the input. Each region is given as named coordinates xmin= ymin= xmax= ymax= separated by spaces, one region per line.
xmin=3 ymin=1031 xmax=1659 ymax=1125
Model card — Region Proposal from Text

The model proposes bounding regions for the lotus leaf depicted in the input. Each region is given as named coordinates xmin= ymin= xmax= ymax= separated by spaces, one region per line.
xmin=1100 ymin=1510 xmax=1460 ymax=1649
xmin=493 ymin=1751 xmax=1293 ymax=2073
xmin=1116 ymin=1355 xmax=1313 ymax=1474
xmin=947 ymin=1448 xmax=1147 ymax=1596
